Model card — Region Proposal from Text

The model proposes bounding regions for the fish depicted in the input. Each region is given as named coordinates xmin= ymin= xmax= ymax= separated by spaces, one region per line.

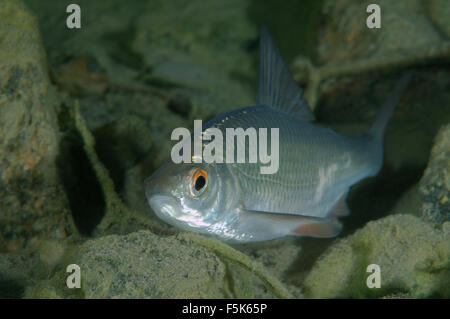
xmin=144 ymin=26 xmax=412 ymax=243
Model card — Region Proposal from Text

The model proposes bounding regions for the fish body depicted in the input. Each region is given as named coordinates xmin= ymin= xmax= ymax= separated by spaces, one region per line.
xmin=145 ymin=27 xmax=412 ymax=242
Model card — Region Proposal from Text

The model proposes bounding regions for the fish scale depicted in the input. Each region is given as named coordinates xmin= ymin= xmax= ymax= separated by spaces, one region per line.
xmin=205 ymin=105 xmax=376 ymax=218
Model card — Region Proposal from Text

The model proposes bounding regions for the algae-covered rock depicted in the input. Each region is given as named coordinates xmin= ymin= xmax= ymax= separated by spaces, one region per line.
xmin=318 ymin=0 xmax=443 ymax=64
xmin=0 ymin=237 xmax=75 ymax=298
xmin=387 ymin=124 xmax=449 ymax=225
xmin=25 ymin=281 xmax=64 ymax=299
xmin=237 ymin=239 xmax=302 ymax=276
xmin=0 ymin=245 xmax=54 ymax=298
xmin=0 ymin=0 xmax=73 ymax=251
xmin=303 ymin=215 xmax=449 ymax=298
xmin=68 ymin=231 xmax=227 ymax=298
xmin=420 ymin=124 xmax=450 ymax=225
xmin=226 ymin=238 xmax=303 ymax=298
xmin=21 ymin=230 xmax=294 ymax=299
xmin=0 ymin=251 xmax=37 ymax=298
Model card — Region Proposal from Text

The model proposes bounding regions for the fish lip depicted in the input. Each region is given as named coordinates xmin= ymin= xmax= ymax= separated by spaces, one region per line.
xmin=148 ymin=195 xmax=179 ymax=222
xmin=147 ymin=194 xmax=210 ymax=230
xmin=144 ymin=176 xmax=169 ymax=203
xmin=144 ymin=175 xmax=176 ymax=222
xmin=147 ymin=194 xmax=187 ymax=229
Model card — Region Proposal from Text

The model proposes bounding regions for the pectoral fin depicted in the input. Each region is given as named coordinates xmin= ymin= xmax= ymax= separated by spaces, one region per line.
xmin=242 ymin=208 xmax=342 ymax=239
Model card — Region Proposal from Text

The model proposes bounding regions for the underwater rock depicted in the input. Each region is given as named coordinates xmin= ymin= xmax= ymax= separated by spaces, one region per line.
xmin=0 ymin=0 xmax=73 ymax=251
xmin=295 ymin=0 xmax=450 ymax=117
xmin=25 ymin=282 xmax=64 ymax=299
xmin=303 ymin=214 xmax=449 ymax=298
xmin=22 ymin=231 xmax=294 ymax=299
xmin=0 ymin=252 xmax=35 ymax=298
xmin=318 ymin=0 xmax=443 ymax=64
xmin=232 ymin=239 xmax=304 ymax=298
xmin=225 ymin=260 xmax=292 ymax=298
xmin=37 ymin=239 xmax=67 ymax=269
xmin=237 ymin=239 xmax=302 ymax=277
xmin=0 ymin=243 xmax=57 ymax=298
xmin=419 ymin=124 xmax=450 ymax=225
xmin=66 ymin=231 xmax=227 ymax=298
xmin=307 ymin=0 xmax=450 ymax=171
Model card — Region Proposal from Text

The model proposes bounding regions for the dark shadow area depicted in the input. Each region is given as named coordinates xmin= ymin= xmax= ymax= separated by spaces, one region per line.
xmin=343 ymin=164 xmax=425 ymax=235
xmin=93 ymin=129 xmax=130 ymax=195
xmin=247 ymin=0 xmax=323 ymax=64
xmin=0 ymin=278 xmax=25 ymax=298
xmin=57 ymin=129 xmax=106 ymax=236
xmin=93 ymin=120 xmax=150 ymax=195
xmin=284 ymin=237 xmax=335 ymax=284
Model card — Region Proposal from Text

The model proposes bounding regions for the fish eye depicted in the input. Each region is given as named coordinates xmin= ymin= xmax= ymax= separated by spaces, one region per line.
xmin=190 ymin=169 xmax=208 ymax=197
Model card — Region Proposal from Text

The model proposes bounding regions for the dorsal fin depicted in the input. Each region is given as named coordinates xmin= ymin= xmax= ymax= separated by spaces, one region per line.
xmin=257 ymin=25 xmax=314 ymax=121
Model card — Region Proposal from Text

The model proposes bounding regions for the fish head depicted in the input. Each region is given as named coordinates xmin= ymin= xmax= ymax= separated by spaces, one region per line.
xmin=145 ymin=161 xmax=240 ymax=233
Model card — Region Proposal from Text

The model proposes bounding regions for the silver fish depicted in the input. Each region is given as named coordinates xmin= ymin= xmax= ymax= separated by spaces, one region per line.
xmin=145 ymin=26 xmax=412 ymax=243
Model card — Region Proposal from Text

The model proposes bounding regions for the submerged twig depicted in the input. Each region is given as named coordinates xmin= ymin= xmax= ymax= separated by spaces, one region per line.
xmin=293 ymin=41 xmax=450 ymax=110
xmin=179 ymin=233 xmax=294 ymax=299
xmin=71 ymin=101 xmax=165 ymax=235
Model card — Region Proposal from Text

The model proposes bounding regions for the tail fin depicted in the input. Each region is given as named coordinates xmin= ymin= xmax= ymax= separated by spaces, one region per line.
xmin=367 ymin=71 xmax=413 ymax=139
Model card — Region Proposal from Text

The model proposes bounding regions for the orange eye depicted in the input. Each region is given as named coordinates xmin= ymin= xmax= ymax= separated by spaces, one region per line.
xmin=190 ymin=169 xmax=208 ymax=197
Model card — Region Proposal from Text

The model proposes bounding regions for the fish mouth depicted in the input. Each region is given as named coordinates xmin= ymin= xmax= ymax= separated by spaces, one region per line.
xmin=147 ymin=194 xmax=210 ymax=230
xmin=148 ymin=195 xmax=181 ymax=223
xmin=144 ymin=175 xmax=182 ymax=225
